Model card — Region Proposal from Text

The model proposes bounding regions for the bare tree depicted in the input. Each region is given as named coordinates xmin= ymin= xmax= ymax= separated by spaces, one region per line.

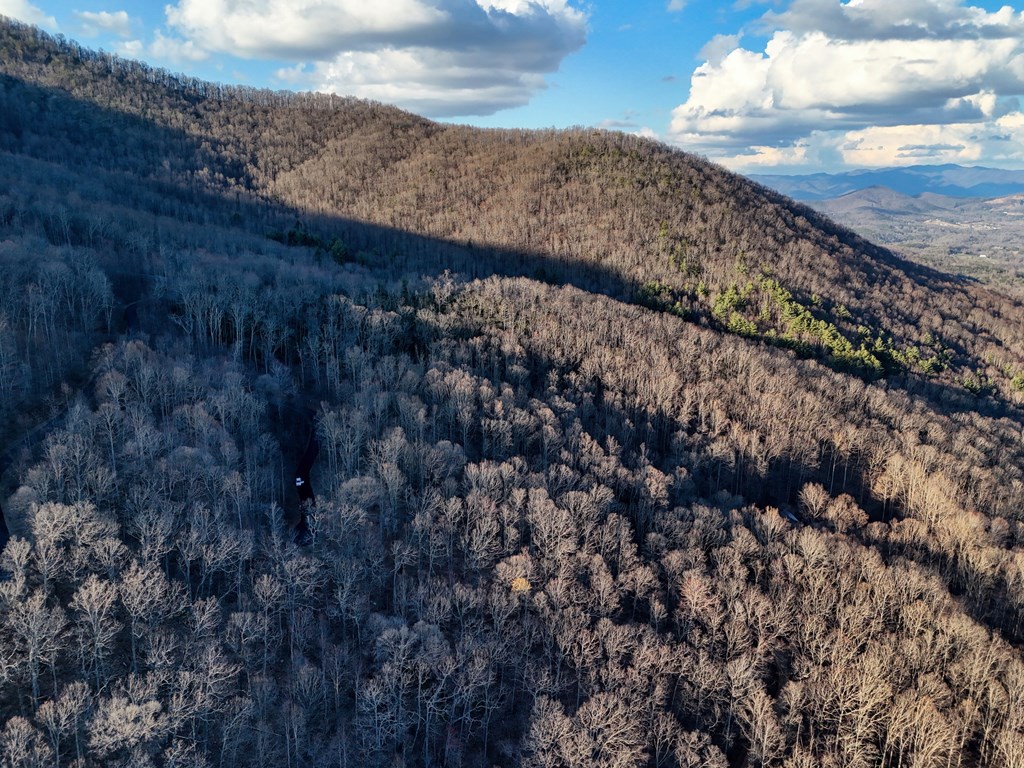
xmin=8 ymin=589 xmax=67 ymax=706
xmin=69 ymin=574 xmax=121 ymax=690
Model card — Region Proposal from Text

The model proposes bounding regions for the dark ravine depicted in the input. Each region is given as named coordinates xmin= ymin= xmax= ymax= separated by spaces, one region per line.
xmin=293 ymin=420 xmax=319 ymax=545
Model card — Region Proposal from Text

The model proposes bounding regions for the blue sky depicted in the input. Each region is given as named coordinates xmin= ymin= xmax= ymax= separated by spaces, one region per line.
xmin=3 ymin=0 xmax=1024 ymax=173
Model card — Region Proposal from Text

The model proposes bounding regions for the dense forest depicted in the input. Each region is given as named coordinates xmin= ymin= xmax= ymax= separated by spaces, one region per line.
xmin=3 ymin=15 xmax=1024 ymax=768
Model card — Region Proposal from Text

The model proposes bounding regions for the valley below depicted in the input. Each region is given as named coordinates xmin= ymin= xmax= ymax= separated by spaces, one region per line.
xmin=811 ymin=187 xmax=1024 ymax=289
xmin=752 ymin=164 xmax=1024 ymax=289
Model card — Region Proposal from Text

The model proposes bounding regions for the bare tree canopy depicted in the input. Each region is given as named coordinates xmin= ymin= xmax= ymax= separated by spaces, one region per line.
xmin=2 ymin=15 xmax=1024 ymax=768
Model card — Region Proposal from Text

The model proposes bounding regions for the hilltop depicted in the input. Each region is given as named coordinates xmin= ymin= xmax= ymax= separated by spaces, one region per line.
xmin=3 ymin=17 xmax=1024 ymax=768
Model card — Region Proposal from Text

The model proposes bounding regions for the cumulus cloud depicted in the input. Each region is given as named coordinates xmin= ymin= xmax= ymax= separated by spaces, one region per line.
xmin=163 ymin=0 xmax=587 ymax=116
xmin=838 ymin=115 xmax=1024 ymax=166
xmin=669 ymin=0 xmax=1024 ymax=170
xmin=115 ymin=39 xmax=144 ymax=57
xmin=148 ymin=30 xmax=209 ymax=63
xmin=74 ymin=10 xmax=132 ymax=38
xmin=697 ymin=34 xmax=741 ymax=66
xmin=761 ymin=0 xmax=1023 ymax=41
xmin=116 ymin=30 xmax=209 ymax=66
xmin=0 ymin=0 xmax=57 ymax=30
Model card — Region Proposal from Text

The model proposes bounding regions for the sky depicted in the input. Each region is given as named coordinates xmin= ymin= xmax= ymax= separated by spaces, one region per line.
xmin=3 ymin=0 xmax=1024 ymax=173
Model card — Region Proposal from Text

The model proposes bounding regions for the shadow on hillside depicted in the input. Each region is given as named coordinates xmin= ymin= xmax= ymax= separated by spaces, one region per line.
xmin=6 ymin=71 xmax=998 ymax=322
xmin=9 ymin=76 xmax=1024 ymax=709
xmin=4 ymin=75 xmax=1022 ymax=512
xmin=0 ymin=73 xmax=244 ymax=186
xmin=1 ymin=73 xmax=644 ymax=295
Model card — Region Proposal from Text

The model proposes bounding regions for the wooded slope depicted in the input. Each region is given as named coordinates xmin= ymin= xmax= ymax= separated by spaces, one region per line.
xmin=3 ymin=18 xmax=1024 ymax=397
xmin=2 ymin=17 xmax=1024 ymax=768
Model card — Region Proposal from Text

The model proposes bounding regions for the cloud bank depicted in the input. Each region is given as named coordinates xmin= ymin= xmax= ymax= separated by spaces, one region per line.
xmin=0 ymin=0 xmax=56 ymax=30
xmin=670 ymin=0 xmax=1024 ymax=170
xmin=74 ymin=10 xmax=131 ymax=38
xmin=161 ymin=0 xmax=587 ymax=116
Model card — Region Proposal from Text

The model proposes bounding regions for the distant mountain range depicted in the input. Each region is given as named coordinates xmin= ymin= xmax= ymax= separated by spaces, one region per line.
xmin=813 ymin=185 xmax=1024 ymax=217
xmin=751 ymin=164 xmax=1024 ymax=201
xmin=776 ymin=182 xmax=1024 ymax=287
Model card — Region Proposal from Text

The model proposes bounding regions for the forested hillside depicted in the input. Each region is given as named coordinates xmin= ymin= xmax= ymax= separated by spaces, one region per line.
xmin=3 ymin=16 xmax=1024 ymax=768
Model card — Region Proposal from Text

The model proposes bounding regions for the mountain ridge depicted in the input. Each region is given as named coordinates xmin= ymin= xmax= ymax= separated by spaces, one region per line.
xmin=752 ymin=163 xmax=1024 ymax=200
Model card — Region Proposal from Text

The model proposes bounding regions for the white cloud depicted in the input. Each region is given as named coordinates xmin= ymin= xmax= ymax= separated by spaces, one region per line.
xmin=698 ymin=34 xmax=741 ymax=66
xmin=115 ymin=39 xmax=144 ymax=57
xmin=723 ymin=142 xmax=811 ymax=170
xmin=274 ymin=63 xmax=309 ymax=85
xmin=163 ymin=0 xmax=587 ymax=116
xmin=669 ymin=0 xmax=1024 ymax=170
xmin=0 ymin=0 xmax=57 ymax=30
xmin=762 ymin=0 xmax=1023 ymax=42
xmin=667 ymin=0 xmax=687 ymax=11
xmin=74 ymin=10 xmax=132 ymax=38
xmin=704 ymin=114 xmax=1024 ymax=174
xmin=311 ymin=46 xmax=552 ymax=116
xmin=115 ymin=31 xmax=208 ymax=66
xmin=148 ymin=30 xmax=209 ymax=63
xmin=838 ymin=116 xmax=1024 ymax=166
